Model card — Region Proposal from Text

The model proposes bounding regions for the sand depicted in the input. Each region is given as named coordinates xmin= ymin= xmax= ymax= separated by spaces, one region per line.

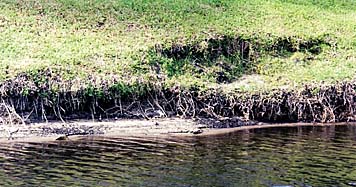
xmin=0 ymin=118 xmax=354 ymax=143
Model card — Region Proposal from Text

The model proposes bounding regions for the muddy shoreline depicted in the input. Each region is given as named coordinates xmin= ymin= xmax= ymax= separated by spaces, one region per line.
xmin=0 ymin=118 xmax=204 ymax=142
xmin=1 ymin=74 xmax=356 ymax=142
xmin=1 ymin=117 xmax=355 ymax=143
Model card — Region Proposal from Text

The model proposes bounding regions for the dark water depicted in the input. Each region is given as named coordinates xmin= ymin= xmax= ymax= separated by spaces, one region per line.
xmin=1 ymin=125 xmax=356 ymax=187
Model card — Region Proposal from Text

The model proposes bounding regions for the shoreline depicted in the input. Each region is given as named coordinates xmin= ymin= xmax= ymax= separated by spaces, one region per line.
xmin=192 ymin=122 xmax=356 ymax=137
xmin=1 ymin=118 xmax=355 ymax=143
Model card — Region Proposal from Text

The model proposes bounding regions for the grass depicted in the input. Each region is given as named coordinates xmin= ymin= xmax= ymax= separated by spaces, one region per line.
xmin=1 ymin=0 xmax=356 ymax=95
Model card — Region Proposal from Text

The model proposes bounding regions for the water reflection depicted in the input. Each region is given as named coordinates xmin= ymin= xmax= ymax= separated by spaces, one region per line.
xmin=1 ymin=125 xmax=356 ymax=186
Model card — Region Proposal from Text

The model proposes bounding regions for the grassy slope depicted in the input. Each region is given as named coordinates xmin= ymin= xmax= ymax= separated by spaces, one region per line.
xmin=1 ymin=0 xmax=356 ymax=95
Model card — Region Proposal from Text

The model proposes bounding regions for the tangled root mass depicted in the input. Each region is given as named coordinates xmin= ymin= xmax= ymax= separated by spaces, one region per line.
xmin=0 ymin=69 xmax=355 ymax=124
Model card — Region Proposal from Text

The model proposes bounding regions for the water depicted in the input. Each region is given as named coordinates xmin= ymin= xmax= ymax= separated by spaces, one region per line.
xmin=1 ymin=125 xmax=356 ymax=187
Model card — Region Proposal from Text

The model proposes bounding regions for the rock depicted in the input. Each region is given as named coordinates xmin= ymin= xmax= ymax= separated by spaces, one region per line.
xmin=56 ymin=135 xmax=69 ymax=141
xmin=191 ymin=129 xmax=203 ymax=134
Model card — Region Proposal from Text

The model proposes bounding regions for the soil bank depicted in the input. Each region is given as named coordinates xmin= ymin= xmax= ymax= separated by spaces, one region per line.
xmin=1 ymin=118 xmax=355 ymax=143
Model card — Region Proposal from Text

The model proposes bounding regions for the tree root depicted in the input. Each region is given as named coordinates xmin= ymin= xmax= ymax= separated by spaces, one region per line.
xmin=0 ymin=69 xmax=355 ymax=124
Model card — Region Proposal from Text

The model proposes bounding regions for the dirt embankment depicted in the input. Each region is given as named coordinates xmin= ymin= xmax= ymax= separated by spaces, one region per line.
xmin=2 ymin=80 xmax=354 ymax=124
xmin=0 ymin=35 xmax=354 ymax=141
xmin=1 ymin=79 xmax=356 ymax=142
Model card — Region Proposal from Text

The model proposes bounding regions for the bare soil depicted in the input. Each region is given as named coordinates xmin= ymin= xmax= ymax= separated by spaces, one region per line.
xmin=0 ymin=117 xmax=355 ymax=143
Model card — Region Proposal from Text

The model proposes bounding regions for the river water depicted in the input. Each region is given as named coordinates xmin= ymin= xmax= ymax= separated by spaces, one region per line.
xmin=1 ymin=125 xmax=356 ymax=187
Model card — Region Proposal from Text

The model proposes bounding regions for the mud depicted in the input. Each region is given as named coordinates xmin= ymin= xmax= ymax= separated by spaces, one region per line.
xmin=0 ymin=118 xmax=207 ymax=142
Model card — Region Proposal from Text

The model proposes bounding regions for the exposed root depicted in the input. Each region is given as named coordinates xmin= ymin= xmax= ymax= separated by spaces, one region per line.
xmin=0 ymin=101 xmax=25 ymax=126
xmin=0 ymin=68 xmax=355 ymax=124
xmin=0 ymin=101 xmax=25 ymax=140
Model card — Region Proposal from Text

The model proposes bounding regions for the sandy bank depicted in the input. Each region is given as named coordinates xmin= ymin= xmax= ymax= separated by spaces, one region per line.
xmin=0 ymin=118 xmax=204 ymax=142
xmin=0 ymin=118 xmax=355 ymax=143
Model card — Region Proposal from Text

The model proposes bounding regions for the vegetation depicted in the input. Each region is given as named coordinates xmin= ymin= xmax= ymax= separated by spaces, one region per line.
xmin=0 ymin=0 xmax=356 ymax=122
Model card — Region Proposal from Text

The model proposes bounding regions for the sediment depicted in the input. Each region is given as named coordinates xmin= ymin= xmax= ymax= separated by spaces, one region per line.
xmin=0 ymin=118 xmax=206 ymax=141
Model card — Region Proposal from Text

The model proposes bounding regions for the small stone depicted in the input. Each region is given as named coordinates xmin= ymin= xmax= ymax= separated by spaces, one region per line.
xmin=191 ymin=129 xmax=203 ymax=134
xmin=56 ymin=135 xmax=69 ymax=141
xmin=24 ymin=119 xmax=31 ymax=125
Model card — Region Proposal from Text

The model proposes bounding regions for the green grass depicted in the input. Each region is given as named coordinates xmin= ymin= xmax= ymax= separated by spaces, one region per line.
xmin=1 ymin=0 xmax=356 ymax=95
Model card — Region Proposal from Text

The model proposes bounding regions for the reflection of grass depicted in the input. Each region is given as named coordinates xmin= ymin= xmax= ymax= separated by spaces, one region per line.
xmin=0 ymin=0 xmax=356 ymax=94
